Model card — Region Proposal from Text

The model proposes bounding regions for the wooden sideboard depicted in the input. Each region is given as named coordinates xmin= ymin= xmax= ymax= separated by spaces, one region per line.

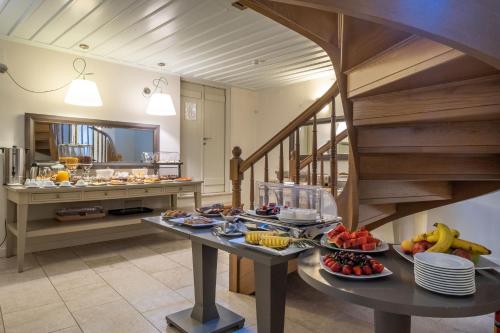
xmin=4 ymin=181 xmax=203 ymax=272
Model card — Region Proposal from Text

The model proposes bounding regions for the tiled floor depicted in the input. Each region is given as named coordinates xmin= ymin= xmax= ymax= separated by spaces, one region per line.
xmin=0 ymin=233 xmax=494 ymax=333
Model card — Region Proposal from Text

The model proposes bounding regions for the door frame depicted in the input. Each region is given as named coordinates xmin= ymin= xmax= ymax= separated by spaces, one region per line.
xmin=180 ymin=79 xmax=232 ymax=194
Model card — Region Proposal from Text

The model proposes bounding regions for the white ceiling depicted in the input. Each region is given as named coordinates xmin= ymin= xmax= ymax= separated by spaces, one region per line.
xmin=0 ymin=0 xmax=333 ymax=90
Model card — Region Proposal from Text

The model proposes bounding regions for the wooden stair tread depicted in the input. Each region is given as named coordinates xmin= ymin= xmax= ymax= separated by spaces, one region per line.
xmin=359 ymin=180 xmax=452 ymax=204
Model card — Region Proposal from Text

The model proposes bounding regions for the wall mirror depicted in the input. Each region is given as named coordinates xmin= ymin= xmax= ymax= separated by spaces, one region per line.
xmin=25 ymin=113 xmax=159 ymax=167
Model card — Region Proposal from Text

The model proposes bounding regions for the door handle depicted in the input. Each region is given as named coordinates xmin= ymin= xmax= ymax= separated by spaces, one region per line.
xmin=202 ymin=137 xmax=212 ymax=141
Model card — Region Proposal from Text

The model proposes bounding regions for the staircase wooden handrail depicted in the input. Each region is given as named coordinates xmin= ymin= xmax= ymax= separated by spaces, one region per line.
xmin=239 ymin=82 xmax=339 ymax=173
xmin=299 ymin=129 xmax=347 ymax=169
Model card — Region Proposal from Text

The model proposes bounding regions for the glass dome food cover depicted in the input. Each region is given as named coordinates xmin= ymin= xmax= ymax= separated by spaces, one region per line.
xmin=256 ymin=181 xmax=338 ymax=221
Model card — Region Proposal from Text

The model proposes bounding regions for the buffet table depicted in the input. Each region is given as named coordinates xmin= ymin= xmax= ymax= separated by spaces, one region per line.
xmin=142 ymin=216 xmax=295 ymax=333
xmin=5 ymin=181 xmax=202 ymax=272
xmin=298 ymin=247 xmax=500 ymax=333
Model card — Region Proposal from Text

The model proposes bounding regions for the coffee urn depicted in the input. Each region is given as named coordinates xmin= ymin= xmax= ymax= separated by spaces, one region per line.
xmin=1 ymin=146 xmax=27 ymax=185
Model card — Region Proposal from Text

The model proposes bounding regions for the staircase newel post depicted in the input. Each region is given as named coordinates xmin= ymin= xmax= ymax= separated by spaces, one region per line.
xmin=230 ymin=146 xmax=243 ymax=208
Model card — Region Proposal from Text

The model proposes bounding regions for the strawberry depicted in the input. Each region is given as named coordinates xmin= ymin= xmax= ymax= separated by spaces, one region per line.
xmin=331 ymin=262 xmax=342 ymax=272
xmin=372 ymin=263 xmax=384 ymax=273
xmin=362 ymin=265 xmax=373 ymax=275
xmin=353 ymin=266 xmax=362 ymax=276
xmin=342 ymin=265 xmax=352 ymax=275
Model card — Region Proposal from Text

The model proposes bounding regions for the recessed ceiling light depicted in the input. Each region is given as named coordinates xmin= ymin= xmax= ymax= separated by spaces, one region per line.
xmin=158 ymin=62 xmax=166 ymax=67
xmin=79 ymin=43 xmax=89 ymax=50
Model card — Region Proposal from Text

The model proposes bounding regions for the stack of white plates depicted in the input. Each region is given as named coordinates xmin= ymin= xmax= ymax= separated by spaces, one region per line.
xmin=414 ymin=252 xmax=475 ymax=296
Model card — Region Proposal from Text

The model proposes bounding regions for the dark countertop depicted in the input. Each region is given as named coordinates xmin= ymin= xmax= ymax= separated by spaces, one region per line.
xmin=297 ymin=247 xmax=500 ymax=318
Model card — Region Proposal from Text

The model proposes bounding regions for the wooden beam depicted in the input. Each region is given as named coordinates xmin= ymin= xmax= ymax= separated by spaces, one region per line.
xmin=270 ymin=0 xmax=500 ymax=70
xmin=359 ymin=181 xmax=452 ymax=204
xmin=347 ymin=36 xmax=465 ymax=98
xmin=353 ymin=75 xmax=500 ymax=126
xmin=359 ymin=154 xmax=500 ymax=181
xmin=357 ymin=120 xmax=500 ymax=154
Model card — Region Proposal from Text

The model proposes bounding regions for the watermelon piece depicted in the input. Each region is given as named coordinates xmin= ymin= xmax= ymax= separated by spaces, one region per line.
xmin=329 ymin=235 xmax=344 ymax=248
xmin=354 ymin=236 xmax=368 ymax=246
xmin=361 ymin=242 xmax=377 ymax=251
xmin=343 ymin=239 xmax=360 ymax=249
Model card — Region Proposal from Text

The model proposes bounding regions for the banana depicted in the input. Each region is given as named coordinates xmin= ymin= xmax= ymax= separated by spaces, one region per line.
xmin=426 ymin=223 xmax=454 ymax=253
xmin=426 ymin=228 xmax=460 ymax=243
xmin=451 ymin=238 xmax=491 ymax=255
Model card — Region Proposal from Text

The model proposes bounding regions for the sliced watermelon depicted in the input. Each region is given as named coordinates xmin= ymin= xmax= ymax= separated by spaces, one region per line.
xmin=361 ymin=242 xmax=377 ymax=251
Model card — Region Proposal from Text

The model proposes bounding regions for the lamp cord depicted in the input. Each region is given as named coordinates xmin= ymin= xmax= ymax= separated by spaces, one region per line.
xmin=2 ymin=57 xmax=88 ymax=94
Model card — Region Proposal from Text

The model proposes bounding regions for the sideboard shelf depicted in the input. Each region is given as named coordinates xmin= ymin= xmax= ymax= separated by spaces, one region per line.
xmin=7 ymin=210 xmax=162 ymax=238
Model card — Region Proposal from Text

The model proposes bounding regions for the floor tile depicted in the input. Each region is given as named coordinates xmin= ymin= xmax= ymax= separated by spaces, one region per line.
xmin=98 ymin=266 xmax=183 ymax=312
xmin=83 ymin=255 xmax=132 ymax=273
xmin=148 ymin=239 xmax=191 ymax=255
xmin=35 ymin=250 xmax=106 ymax=292
xmin=151 ymin=266 xmax=194 ymax=290
xmin=0 ymin=255 xmax=38 ymax=275
xmin=0 ymin=273 xmax=61 ymax=314
xmin=164 ymin=249 xmax=193 ymax=269
xmin=58 ymin=282 xmax=121 ymax=312
xmin=0 ymin=306 xmax=4 ymax=333
xmin=3 ymin=302 xmax=75 ymax=333
xmin=142 ymin=298 xmax=194 ymax=332
xmin=52 ymin=327 xmax=82 ymax=333
xmin=117 ymin=246 xmax=181 ymax=274
xmin=72 ymin=299 xmax=158 ymax=333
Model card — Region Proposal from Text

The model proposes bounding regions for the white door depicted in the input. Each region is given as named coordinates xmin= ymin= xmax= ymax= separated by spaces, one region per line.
xmin=181 ymin=82 xmax=226 ymax=193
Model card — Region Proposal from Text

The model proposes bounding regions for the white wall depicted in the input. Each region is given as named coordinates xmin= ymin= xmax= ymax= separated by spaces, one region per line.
xmin=0 ymin=39 xmax=180 ymax=252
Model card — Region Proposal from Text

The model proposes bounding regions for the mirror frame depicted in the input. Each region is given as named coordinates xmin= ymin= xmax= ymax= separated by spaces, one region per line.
xmin=25 ymin=113 xmax=160 ymax=168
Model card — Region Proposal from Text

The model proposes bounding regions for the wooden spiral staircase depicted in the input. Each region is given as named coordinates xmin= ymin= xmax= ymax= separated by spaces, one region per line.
xmin=229 ymin=0 xmax=500 ymax=294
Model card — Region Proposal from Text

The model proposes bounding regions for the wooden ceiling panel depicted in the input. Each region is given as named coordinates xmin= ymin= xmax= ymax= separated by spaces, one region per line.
xmin=0 ymin=0 xmax=331 ymax=89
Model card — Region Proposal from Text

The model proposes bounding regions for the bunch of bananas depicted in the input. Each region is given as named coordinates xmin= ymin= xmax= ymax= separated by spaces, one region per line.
xmin=403 ymin=223 xmax=491 ymax=255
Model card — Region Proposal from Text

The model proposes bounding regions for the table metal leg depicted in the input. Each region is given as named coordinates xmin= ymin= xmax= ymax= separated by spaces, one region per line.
xmin=254 ymin=261 xmax=288 ymax=333
xmin=165 ymin=241 xmax=244 ymax=333
xmin=17 ymin=204 xmax=28 ymax=273
xmin=374 ymin=310 xmax=411 ymax=333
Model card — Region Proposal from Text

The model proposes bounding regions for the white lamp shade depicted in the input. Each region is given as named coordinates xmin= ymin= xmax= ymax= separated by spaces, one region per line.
xmin=146 ymin=93 xmax=176 ymax=116
xmin=64 ymin=79 xmax=103 ymax=107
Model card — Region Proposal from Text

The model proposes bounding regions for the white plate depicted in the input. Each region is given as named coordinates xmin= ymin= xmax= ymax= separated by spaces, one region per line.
xmin=228 ymin=237 xmax=311 ymax=256
xmin=276 ymin=214 xmax=319 ymax=225
xmin=415 ymin=280 xmax=475 ymax=296
xmin=415 ymin=271 xmax=475 ymax=286
xmin=414 ymin=252 xmax=474 ymax=270
xmin=414 ymin=269 xmax=475 ymax=283
xmin=393 ymin=245 xmax=500 ymax=270
xmin=320 ymin=234 xmax=390 ymax=253
xmin=414 ymin=261 xmax=474 ymax=275
xmin=320 ymin=256 xmax=392 ymax=280
xmin=169 ymin=217 xmax=224 ymax=228
xmin=161 ymin=212 xmax=191 ymax=220
xmin=415 ymin=276 xmax=475 ymax=293
xmin=245 ymin=209 xmax=279 ymax=219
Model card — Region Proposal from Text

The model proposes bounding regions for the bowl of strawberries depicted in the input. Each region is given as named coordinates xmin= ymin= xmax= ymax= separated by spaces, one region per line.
xmin=320 ymin=251 xmax=392 ymax=279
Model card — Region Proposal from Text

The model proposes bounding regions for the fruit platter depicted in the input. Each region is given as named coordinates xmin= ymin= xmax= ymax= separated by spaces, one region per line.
xmin=320 ymin=251 xmax=392 ymax=279
xmin=229 ymin=231 xmax=314 ymax=256
xmin=220 ymin=207 xmax=244 ymax=222
xmin=161 ymin=210 xmax=190 ymax=219
xmin=395 ymin=222 xmax=499 ymax=269
xmin=196 ymin=203 xmax=227 ymax=217
xmin=169 ymin=216 xmax=224 ymax=228
xmin=320 ymin=224 xmax=390 ymax=253
xmin=246 ymin=203 xmax=280 ymax=219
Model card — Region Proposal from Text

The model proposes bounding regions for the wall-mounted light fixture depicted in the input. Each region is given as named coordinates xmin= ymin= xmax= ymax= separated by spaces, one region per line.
xmin=0 ymin=57 xmax=102 ymax=107
xmin=143 ymin=77 xmax=176 ymax=116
